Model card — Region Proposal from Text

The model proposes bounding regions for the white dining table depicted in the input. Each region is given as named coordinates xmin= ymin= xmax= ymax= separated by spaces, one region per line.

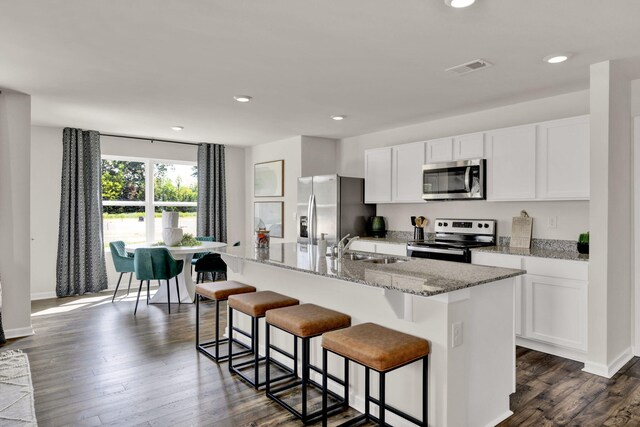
xmin=125 ymin=241 xmax=227 ymax=304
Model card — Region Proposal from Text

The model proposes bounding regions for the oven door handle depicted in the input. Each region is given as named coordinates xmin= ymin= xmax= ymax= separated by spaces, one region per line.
xmin=408 ymin=246 xmax=465 ymax=256
xmin=464 ymin=166 xmax=471 ymax=192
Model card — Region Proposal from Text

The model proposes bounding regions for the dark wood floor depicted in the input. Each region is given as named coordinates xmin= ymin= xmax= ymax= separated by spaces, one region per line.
xmin=3 ymin=290 xmax=640 ymax=426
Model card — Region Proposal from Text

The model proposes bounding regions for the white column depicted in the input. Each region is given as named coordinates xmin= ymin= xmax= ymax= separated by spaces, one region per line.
xmin=585 ymin=60 xmax=633 ymax=377
xmin=0 ymin=89 xmax=33 ymax=338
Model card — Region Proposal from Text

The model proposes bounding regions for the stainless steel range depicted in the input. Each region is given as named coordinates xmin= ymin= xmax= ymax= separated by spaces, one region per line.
xmin=406 ymin=218 xmax=497 ymax=263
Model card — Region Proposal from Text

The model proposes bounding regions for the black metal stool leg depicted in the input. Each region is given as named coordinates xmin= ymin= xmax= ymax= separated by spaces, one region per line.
xmin=112 ymin=272 xmax=123 ymax=302
xmin=253 ymin=316 xmax=260 ymax=389
xmin=322 ymin=348 xmax=328 ymax=427
xmin=379 ymin=372 xmax=386 ymax=425
xmin=195 ymin=292 xmax=200 ymax=348
xmin=423 ymin=356 xmax=428 ymax=426
xmin=365 ymin=366 xmax=370 ymax=420
xmin=265 ymin=322 xmax=272 ymax=394
xmin=214 ymin=299 xmax=220 ymax=360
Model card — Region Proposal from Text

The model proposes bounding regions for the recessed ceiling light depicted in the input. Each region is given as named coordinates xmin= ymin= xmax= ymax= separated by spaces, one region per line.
xmin=171 ymin=126 xmax=184 ymax=131
xmin=233 ymin=95 xmax=252 ymax=103
xmin=331 ymin=115 xmax=346 ymax=121
xmin=444 ymin=0 xmax=476 ymax=8
xmin=543 ymin=54 xmax=570 ymax=64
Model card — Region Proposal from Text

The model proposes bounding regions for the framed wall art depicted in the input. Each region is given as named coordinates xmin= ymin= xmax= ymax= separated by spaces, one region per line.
xmin=254 ymin=160 xmax=284 ymax=197
xmin=254 ymin=201 xmax=284 ymax=238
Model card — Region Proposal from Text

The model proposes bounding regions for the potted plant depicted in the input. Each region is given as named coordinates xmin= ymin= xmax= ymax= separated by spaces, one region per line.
xmin=577 ymin=232 xmax=589 ymax=254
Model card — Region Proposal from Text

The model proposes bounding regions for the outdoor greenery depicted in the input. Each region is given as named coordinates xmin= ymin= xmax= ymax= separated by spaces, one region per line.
xmin=102 ymin=160 xmax=198 ymax=214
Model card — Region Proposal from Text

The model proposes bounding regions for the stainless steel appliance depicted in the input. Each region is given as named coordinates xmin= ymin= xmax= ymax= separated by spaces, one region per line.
xmin=297 ymin=175 xmax=375 ymax=245
xmin=407 ymin=218 xmax=496 ymax=263
xmin=422 ymin=159 xmax=486 ymax=201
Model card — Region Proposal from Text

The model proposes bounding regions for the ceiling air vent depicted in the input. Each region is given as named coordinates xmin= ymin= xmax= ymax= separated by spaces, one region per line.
xmin=445 ymin=59 xmax=493 ymax=76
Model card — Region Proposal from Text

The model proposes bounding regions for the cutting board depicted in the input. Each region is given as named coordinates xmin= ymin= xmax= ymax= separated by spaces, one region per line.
xmin=511 ymin=211 xmax=533 ymax=249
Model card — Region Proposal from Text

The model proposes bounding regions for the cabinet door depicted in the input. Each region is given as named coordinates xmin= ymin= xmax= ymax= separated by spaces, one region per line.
xmin=364 ymin=147 xmax=392 ymax=203
xmin=537 ymin=116 xmax=590 ymax=200
xmin=426 ymin=137 xmax=453 ymax=163
xmin=523 ymin=275 xmax=587 ymax=351
xmin=454 ymin=133 xmax=484 ymax=160
xmin=486 ymin=125 xmax=536 ymax=200
xmin=472 ymin=252 xmax=524 ymax=336
xmin=392 ymin=141 xmax=426 ymax=202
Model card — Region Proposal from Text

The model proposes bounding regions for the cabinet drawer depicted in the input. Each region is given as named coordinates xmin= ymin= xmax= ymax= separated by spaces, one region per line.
xmin=524 ymin=257 xmax=588 ymax=281
xmin=348 ymin=240 xmax=376 ymax=253
xmin=375 ymin=242 xmax=408 ymax=257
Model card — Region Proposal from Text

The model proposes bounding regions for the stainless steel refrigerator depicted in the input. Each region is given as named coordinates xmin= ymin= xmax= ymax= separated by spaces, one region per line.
xmin=297 ymin=175 xmax=375 ymax=245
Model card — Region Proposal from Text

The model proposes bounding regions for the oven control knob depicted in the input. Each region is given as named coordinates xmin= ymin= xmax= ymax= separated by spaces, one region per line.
xmin=443 ymin=222 xmax=448 ymax=227
xmin=484 ymin=223 xmax=489 ymax=228
xmin=477 ymin=224 xmax=482 ymax=228
xmin=438 ymin=222 xmax=443 ymax=226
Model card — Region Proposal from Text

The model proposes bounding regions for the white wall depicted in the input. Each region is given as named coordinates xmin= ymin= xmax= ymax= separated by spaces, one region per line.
xmin=30 ymin=127 xmax=246 ymax=299
xmin=245 ymin=136 xmax=302 ymax=243
xmin=0 ymin=89 xmax=32 ymax=338
xmin=30 ymin=126 xmax=64 ymax=300
xmin=338 ymin=90 xmax=591 ymax=240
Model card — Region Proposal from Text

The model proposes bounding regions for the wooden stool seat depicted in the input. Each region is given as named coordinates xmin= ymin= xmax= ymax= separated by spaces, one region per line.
xmin=322 ymin=322 xmax=430 ymax=372
xmin=228 ymin=291 xmax=299 ymax=318
xmin=266 ymin=303 xmax=351 ymax=338
xmin=195 ymin=280 xmax=256 ymax=301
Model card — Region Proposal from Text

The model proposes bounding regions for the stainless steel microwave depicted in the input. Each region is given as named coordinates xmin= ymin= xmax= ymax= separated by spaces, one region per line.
xmin=422 ymin=159 xmax=486 ymax=201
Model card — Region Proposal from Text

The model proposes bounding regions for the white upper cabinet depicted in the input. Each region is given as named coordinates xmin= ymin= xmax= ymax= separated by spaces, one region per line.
xmin=536 ymin=115 xmax=590 ymax=200
xmin=486 ymin=125 xmax=537 ymax=201
xmin=454 ymin=132 xmax=484 ymax=160
xmin=426 ymin=137 xmax=454 ymax=163
xmin=392 ymin=141 xmax=426 ymax=203
xmin=364 ymin=147 xmax=392 ymax=203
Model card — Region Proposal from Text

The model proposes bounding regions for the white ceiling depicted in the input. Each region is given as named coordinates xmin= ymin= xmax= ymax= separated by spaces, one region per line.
xmin=1 ymin=1 xmax=640 ymax=146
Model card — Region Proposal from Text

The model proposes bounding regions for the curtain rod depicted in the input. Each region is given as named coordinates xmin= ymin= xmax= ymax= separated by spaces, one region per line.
xmin=100 ymin=133 xmax=202 ymax=147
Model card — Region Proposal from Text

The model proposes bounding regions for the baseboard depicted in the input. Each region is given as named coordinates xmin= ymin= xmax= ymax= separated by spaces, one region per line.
xmin=30 ymin=291 xmax=57 ymax=301
xmin=485 ymin=410 xmax=514 ymax=427
xmin=4 ymin=326 xmax=35 ymax=339
xmin=516 ymin=337 xmax=586 ymax=363
xmin=583 ymin=347 xmax=634 ymax=378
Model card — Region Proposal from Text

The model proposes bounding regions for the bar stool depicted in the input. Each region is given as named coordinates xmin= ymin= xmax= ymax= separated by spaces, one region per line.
xmin=228 ymin=291 xmax=300 ymax=389
xmin=265 ymin=303 xmax=351 ymax=424
xmin=321 ymin=323 xmax=430 ymax=427
xmin=195 ymin=280 xmax=256 ymax=363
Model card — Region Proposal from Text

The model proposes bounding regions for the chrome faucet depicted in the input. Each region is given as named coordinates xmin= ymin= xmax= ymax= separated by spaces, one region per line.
xmin=334 ymin=234 xmax=360 ymax=259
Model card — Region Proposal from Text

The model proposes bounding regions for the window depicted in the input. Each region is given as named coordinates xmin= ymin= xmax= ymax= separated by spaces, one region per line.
xmin=102 ymin=157 xmax=197 ymax=246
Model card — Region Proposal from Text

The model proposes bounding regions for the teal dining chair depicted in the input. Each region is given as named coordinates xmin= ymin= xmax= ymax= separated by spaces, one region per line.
xmin=133 ymin=248 xmax=184 ymax=315
xmin=109 ymin=241 xmax=135 ymax=302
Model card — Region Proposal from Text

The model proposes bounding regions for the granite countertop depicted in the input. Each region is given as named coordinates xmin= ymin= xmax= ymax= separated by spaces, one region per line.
xmin=472 ymin=245 xmax=589 ymax=262
xmin=212 ymin=243 xmax=525 ymax=298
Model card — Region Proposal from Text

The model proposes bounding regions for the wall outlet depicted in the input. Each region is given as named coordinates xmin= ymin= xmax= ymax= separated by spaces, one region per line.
xmin=547 ymin=216 xmax=558 ymax=229
xmin=452 ymin=322 xmax=463 ymax=348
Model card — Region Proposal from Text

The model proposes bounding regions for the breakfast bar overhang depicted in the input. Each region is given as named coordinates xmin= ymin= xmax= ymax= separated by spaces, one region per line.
xmin=213 ymin=243 xmax=525 ymax=427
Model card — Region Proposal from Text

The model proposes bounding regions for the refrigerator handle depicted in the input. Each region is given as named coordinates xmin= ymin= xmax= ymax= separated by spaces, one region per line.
xmin=309 ymin=194 xmax=317 ymax=243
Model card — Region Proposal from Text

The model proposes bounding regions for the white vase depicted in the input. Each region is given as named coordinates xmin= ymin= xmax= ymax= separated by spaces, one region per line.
xmin=163 ymin=227 xmax=183 ymax=246
xmin=162 ymin=211 xmax=179 ymax=229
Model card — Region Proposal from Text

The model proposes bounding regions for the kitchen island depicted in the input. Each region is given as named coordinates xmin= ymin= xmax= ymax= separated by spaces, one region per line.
xmin=212 ymin=243 xmax=525 ymax=427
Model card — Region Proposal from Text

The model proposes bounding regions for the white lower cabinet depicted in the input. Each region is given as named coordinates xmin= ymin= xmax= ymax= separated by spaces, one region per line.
xmin=472 ymin=251 xmax=588 ymax=362
xmin=347 ymin=240 xmax=407 ymax=257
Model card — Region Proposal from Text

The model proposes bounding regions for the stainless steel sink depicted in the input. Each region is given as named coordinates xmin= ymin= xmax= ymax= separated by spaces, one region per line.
xmin=344 ymin=253 xmax=375 ymax=261
xmin=361 ymin=257 xmax=407 ymax=264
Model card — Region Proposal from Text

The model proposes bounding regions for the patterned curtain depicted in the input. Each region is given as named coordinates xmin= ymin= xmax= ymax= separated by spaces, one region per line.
xmin=197 ymin=143 xmax=227 ymax=242
xmin=56 ymin=128 xmax=108 ymax=297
